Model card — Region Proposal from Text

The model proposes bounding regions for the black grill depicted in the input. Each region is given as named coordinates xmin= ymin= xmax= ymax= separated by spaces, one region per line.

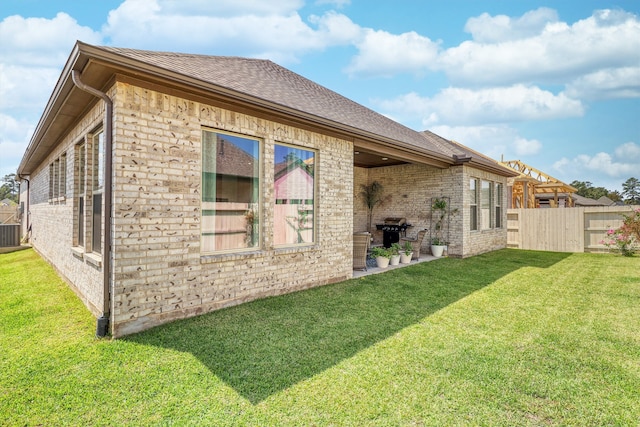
xmin=376 ymin=217 xmax=411 ymax=247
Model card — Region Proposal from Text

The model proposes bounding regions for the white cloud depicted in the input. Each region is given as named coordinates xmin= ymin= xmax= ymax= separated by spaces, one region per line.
xmin=0 ymin=12 xmax=101 ymax=66
xmin=0 ymin=113 xmax=34 ymax=177
xmin=429 ymin=124 xmax=542 ymax=160
xmin=565 ymin=67 xmax=640 ymax=99
xmin=103 ymin=0 xmax=355 ymax=62
xmin=158 ymin=0 xmax=304 ymax=16
xmin=315 ymin=0 xmax=350 ymax=8
xmin=345 ymin=29 xmax=440 ymax=78
xmin=553 ymin=142 xmax=640 ymax=179
xmin=464 ymin=7 xmax=559 ymax=43
xmin=439 ymin=9 xmax=640 ymax=87
xmin=614 ymin=141 xmax=640 ymax=161
xmin=0 ymin=64 xmax=60 ymax=112
xmin=375 ymin=85 xmax=584 ymax=127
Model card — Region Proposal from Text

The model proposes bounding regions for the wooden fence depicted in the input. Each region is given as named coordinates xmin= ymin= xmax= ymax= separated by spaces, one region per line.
xmin=0 ymin=206 xmax=19 ymax=224
xmin=507 ymin=206 xmax=639 ymax=253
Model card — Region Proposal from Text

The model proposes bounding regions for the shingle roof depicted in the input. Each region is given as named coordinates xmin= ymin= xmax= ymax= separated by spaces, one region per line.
xmin=18 ymin=42 xmax=516 ymax=177
xmin=100 ymin=46 xmax=436 ymax=152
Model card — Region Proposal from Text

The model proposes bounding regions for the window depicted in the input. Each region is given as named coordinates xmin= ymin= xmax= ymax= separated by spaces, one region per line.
xmin=481 ymin=180 xmax=493 ymax=230
xmin=76 ymin=142 xmax=86 ymax=247
xmin=48 ymin=153 xmax=67 ymax=203
xmin=201 ymin=129 xmax=260 ymax=253
xmin=92 ymin=131 xmax=104 ymax=254
xmin=495 ymin=183 xmax=503 ymax=228
xmin=469 ymin=179 xmax=478 ymax=231
xmin=274 ymin=144 xmax=315 ymax=246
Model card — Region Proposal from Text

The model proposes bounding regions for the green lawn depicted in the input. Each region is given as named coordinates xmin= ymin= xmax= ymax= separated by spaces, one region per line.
xmin=1 ymin=248 xmax=639 ymax=426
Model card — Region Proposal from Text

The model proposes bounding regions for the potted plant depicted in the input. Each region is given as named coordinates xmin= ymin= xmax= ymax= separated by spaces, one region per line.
xmin=389 ymin=243 xmax=401 ymax=265
xmin=400 ymin=240 xmax=413 ymax=263
xmin=370 ymin=246 xmax=391 ymax=268
xmin=359 ymin=181 xmax=389 ymax=234
xmin=430 ymin=197 xmax=457 ymax=258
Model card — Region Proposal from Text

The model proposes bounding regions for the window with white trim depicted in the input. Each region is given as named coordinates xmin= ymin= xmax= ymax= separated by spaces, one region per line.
xmin=469 ymin=178 xmax=478 ymax=231
xmin=480 ymin=180 xmax=493 ymax=230
xmin=495 ymin=183 xmax=503 ymax=228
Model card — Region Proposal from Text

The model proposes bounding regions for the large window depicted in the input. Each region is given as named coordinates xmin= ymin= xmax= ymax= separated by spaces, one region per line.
xmin=480 ymin=180 xmax=493 ymax=230
xmin=92 ymin=131 xmax=104 ymax=254
xmin=469 ymin=178 xmax=478 ymax=231
xmin=201 ymin=129 xmax=260 ymax=253
xmin=76 ymin=142 xmax=86 ymax=247
xmin=274 ymin=144 xmax=315 ymax=246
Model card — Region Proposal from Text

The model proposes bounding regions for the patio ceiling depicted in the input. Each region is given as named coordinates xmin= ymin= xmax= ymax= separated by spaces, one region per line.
xmin=353 ymin=149 xmax=408 ymax=168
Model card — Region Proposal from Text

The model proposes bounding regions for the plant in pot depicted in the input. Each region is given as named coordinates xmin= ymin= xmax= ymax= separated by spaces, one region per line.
xmin=359 ymin=181 xmax=389 ymax=234
xmin=431 ymin=197 xmax=458 ymax=258
xmin=400 ymin=240 xmax=413 ymax=263
xmin=370 ymin=246 xmax=391 ymax=268
xmin=389 ymin=243 xmax=402 ymax=265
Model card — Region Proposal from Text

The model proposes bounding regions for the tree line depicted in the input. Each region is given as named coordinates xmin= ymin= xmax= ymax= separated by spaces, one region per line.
xmin=570 ymin=177 xmax=640 ymax=205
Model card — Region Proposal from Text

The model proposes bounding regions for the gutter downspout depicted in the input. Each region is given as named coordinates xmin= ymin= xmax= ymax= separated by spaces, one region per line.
xmin=71 ymin=70 xmax=113 ymax=338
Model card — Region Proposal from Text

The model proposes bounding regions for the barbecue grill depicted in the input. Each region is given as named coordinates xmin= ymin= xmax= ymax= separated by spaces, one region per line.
xmin=376 ymin=217 xmax=411 ymax=247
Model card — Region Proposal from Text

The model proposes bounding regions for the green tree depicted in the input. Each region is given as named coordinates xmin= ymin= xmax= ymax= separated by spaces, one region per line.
xmin=0 ymin=174 xmax=18 ymax=203
xmin=607 ymin=190 xmax=622 ymax=203
xmin=570 ymin=180 xmax=610 ymax=200
xmin=622 ymin=177 xmax=640 ymax=205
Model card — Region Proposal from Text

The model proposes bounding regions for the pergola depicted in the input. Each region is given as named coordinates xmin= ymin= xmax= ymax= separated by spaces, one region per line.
xmin=499 ymin=160 xmax=577 ymax=208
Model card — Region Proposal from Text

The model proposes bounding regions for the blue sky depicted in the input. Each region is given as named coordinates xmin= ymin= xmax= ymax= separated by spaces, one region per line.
xmin=1 ymin=0 xmax=639 ymax=192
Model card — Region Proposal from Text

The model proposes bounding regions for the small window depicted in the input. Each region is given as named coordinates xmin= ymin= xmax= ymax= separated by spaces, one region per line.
xmin=495 ymin=183 xmax=503 ymax=228
xmin=201 ymin=129 xmax=261 ymax=253
xmin=48 ymin=153 xmax=67 ymax=203
xmin=481 ymin=180 xmax=493 ymax=230
xmin=469 ymin=179 xmax=478 ymax=231
xmin=274 ymin=144 xmax=315 ymax=246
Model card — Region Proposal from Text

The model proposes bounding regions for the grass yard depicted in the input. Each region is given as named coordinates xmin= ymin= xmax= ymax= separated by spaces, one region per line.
xmin=1 ymin=248 xmax=639 ymax=426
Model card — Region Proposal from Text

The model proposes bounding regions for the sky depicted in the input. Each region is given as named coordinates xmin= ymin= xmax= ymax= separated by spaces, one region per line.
xmin=1 ymin=0 xmax=639 ymax=193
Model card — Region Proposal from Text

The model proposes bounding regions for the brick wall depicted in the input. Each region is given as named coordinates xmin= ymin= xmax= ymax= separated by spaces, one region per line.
xmin=26 ymin=100 xmax=106 ymax=316
xmin=110 ymin=81 xmax=353 ymax=336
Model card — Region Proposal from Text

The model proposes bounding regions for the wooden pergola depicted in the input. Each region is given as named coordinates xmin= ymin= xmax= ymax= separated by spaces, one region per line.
xmin=499 ymin=160 xmax=577 ymax=208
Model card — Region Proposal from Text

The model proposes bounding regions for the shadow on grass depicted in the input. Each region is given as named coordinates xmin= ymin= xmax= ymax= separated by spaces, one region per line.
xmin=124 ymin=249 xmax=570 ymax=404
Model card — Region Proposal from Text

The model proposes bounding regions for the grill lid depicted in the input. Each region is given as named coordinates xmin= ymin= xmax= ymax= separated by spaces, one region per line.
xmin=383 ymin=217 xmax=406 ymax=225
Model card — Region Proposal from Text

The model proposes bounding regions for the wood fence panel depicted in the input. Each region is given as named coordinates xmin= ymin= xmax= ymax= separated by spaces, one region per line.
xmin=507 ymin=206 xmax=637 ymax=253
xmin=0 ymin=206 xmax=18 ymax=224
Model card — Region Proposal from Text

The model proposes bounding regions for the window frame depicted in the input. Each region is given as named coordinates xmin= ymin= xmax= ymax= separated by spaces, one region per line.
xmin=48 ymin=153 xmax=67 ymax=204
xmin=469 ymin=178 xmax=478 ymax=231
xmin=480 ymin=180 xmax=493 ymax=230
xmin=91 ymin=129 xmax=104 ymax=255
xmin=75 ymin=141 xmax=86 ymax=248
xmin=495 ymin=183 xmax=503 ymax=229
xmin=201 ymin=128 xmax=262 ymax=255
xmin=273 ymin=143 xmax=317 ymax=247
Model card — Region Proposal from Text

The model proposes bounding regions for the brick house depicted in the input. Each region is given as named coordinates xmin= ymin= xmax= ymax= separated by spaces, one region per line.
xmin=17 ymin=42 xmax=516 ymax=337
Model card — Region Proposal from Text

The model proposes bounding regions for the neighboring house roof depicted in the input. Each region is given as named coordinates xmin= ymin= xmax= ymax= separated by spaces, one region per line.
xmin=18 ymin=41 xmax=515 ymax=178
xmin=1 ymin=198 xmax=17 ymax=207
xmin=572 ymin=194 xmax=617 ymax=206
